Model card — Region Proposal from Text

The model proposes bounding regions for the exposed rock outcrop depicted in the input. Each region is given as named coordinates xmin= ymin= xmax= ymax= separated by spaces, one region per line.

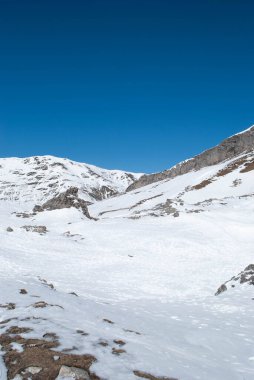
xmin=127 ymin=126 xmax=254 ymax=191
xmin=215 ymin=264 xmax=254 ymax=295
xmin=89 ymin=185 xmax=117 ymax=201
xmin=33 ymin=187 xmax=92 ymax=219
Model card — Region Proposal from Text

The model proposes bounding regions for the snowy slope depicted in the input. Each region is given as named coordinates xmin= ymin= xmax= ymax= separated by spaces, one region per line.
xmin=90 ymin=150 xmax=254 ymax=219
xmin=0 ymin=128 xmax=254 ymax=380
xmin=0 ymin=155 xmax=142 ymax=207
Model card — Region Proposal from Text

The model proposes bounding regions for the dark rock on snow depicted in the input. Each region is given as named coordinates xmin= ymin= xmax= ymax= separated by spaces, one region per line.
xmin=33 ymin=187 xmax=92 ymax=219
xmin=215 ymin=264 xmax=254 ymax=296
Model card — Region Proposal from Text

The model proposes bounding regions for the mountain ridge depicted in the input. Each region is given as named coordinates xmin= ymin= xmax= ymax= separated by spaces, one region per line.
xmin=127 ymin=125 xmax=254 ymax=191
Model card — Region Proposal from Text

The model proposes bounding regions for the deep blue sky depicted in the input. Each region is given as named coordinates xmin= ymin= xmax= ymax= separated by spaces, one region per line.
xmin=0 ymin=0 xmax=253 ymax=173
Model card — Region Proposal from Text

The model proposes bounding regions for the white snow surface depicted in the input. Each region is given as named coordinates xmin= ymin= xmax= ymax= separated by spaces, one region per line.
xmin=0 ymin=150 xmax=254 ymax=380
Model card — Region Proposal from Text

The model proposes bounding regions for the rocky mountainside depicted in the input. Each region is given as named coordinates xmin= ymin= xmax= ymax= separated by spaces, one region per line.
xmin=127 ymin=125 xmax=254 ymax=191
xmin=91 ymin=127 xmax=254 ymax=219
xmin=0 ymin=155 xmax=142 ymax=207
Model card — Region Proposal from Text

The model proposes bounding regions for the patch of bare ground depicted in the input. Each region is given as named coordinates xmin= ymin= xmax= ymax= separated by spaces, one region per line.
xmin=191 ymin=179 xmax=213 ymax=190
xmin=133 ymin=370 xmax=178 ymax=380
xmin=0 ymin=327 xmax=100 ymax=380
xmin=216 ymin=157 xmax=246 ymax=177
xmin=31 ymin=301 xmax=63 ymax=309
xmin=6 ymin=326 xmax=32 ymax=335
xmin=112 ymin=348 xmax=126 ymax=355
xmin=113 ymin=339 xmax=126 ymax=346
xmin=240 ymin=160 xmax=254 ymax=173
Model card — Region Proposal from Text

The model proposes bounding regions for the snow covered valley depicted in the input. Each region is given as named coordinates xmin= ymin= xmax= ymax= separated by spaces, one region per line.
xmin=0 ymin=127 xmax=254 ymax=380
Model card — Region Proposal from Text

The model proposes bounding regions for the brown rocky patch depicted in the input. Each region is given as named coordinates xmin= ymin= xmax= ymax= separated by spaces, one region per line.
xmin=191 ymin=179 xmax=213 ymax=190
xmin=6 ymin=326 xmax=32 ymax=335
xmin=32 ymin=301 xmax=49 ymax=308
xmin=31 ymin=301 xmax=63 ymax=309
xmin=112 ymin=348 xmax=126 ymax=355
xmin=113 ymin=339 xmax=126 ymax=346
xmin=0 ymin=329 xmax=100 ymax=380
xmin=240 ymin=160 xmax=254 ymax=173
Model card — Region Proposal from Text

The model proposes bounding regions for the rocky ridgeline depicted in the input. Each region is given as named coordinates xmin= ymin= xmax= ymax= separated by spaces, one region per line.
xmin=215 ymin=264 xmax=254 ymax=296
xmin=127 ymin=126 xmax=254 ymax=191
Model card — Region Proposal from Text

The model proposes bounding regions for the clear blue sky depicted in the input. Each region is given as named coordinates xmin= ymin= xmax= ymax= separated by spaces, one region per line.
xmin=0 ymin=0 xmax=253 ymax=173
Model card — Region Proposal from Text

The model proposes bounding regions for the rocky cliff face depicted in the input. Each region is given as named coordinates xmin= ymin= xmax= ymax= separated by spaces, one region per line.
xmin=127 ymin=126 xmax=254 ymax=191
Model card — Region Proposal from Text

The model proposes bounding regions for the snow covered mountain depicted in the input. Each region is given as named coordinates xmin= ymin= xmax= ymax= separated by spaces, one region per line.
xmin=0 ymin=126 xmax=254 ymax=380
xmin=0 ymin=155 xmax=142 ymax=206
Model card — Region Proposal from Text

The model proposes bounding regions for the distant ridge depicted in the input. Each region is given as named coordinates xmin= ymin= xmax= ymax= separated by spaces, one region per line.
xmin=127 ymin=125 xmax=254 ymax=191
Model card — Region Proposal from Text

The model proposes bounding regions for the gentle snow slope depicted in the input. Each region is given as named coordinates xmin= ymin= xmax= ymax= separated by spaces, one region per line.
xmin=0 ymin=199 xmax=254 ymax=379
